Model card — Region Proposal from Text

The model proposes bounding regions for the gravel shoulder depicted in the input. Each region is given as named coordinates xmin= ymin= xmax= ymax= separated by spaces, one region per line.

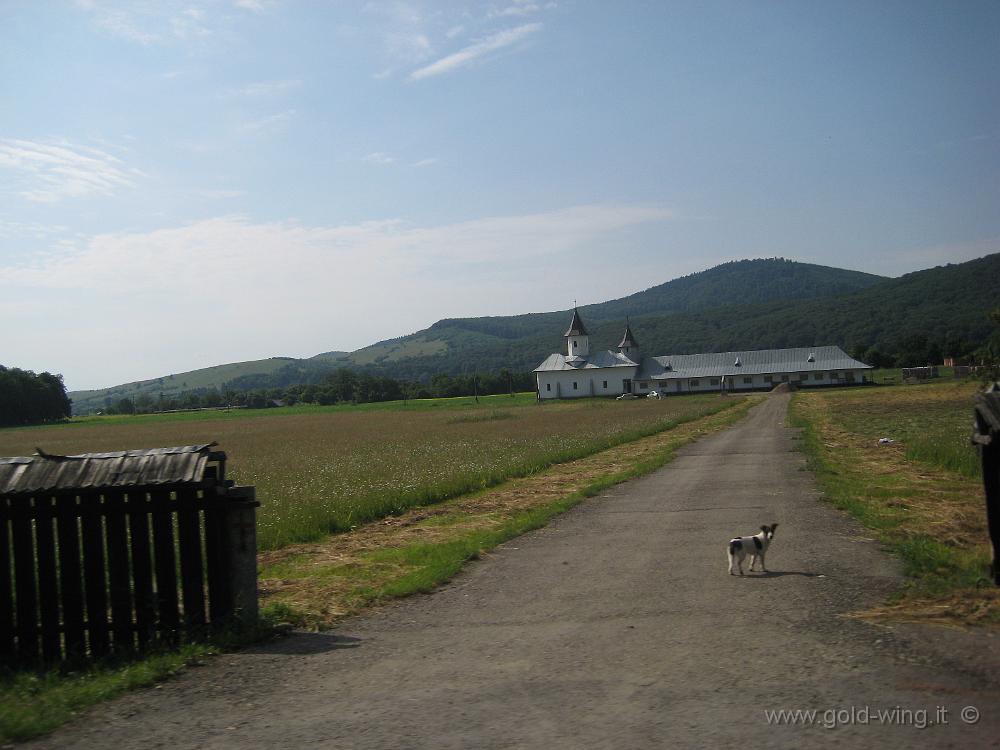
xmin=26 ymin=394 xmax=1000 ymax=749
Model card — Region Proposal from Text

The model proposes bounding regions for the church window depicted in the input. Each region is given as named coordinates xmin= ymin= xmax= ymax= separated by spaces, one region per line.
xmin=573 ymin=381 xmax=578 ymax=390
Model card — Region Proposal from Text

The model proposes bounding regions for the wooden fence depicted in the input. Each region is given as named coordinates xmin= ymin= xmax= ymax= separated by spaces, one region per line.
xmin=0 ymin=446 xmax=258 ymax=666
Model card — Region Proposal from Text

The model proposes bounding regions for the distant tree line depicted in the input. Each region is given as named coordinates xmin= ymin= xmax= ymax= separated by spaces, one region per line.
xmin=99 ymin=368 xmax=536 ymax=415
xmin=0 ymin=366 xmax=72 ymax=426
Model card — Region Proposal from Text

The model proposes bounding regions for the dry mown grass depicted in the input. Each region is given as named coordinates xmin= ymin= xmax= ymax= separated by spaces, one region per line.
xmin=792 ymin=382 xmax=996 ymax=627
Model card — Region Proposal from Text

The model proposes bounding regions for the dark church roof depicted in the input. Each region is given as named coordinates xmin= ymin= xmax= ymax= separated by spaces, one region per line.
xmin=618 ymin=323 xmax=638 ymax=349
xmin=564 ymin=307 xmax=589 ymax=337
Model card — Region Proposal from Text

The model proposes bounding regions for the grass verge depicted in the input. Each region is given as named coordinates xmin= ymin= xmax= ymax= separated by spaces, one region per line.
xmin=789 ymin=387 xmax=998 ymax=627
xmin=0 ymin=620 xmax=281 ymax=744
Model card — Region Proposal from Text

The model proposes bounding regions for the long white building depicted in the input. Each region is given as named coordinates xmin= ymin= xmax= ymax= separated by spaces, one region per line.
xmin=534 ymin=308 xmax=871 ymax=399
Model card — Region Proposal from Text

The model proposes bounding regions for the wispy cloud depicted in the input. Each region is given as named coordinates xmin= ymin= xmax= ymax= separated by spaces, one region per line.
xmin=240 ymin=109 xmax=296 ymax=133
xmin=488 ymin=2 xmax=547 ymax=19
xmin=412 ymin=157 xmax=438 ymax=167
xmin=363 ymin=152 xmax=396 ymax=165
xmin=0 ymin=138 xmax=139 ymax=203
xmin=230 ymin=79 xmax=303 ymax=97
xmin=410 ymin=23 xmax=542 ymax=80
xmin=73 ymin=1 xmax=212 ymax=45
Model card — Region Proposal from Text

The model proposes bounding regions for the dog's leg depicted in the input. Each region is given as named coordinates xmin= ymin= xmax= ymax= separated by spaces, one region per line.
xmin=727 ymin=550 xmax=735 ymax=575
xmin=759 ymin=551 xmax=767 ymax=573
xmin=748 ymin=554 xmax=756 ymax=572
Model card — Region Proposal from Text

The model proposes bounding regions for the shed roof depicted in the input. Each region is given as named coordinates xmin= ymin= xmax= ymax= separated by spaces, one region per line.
xmin=0 ymin=444 xmax=224 ymax=496
xmin=636 ymin=346 xmax=870 ymax=380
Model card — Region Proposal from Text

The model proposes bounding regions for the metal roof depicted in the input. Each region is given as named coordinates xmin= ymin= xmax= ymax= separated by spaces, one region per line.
xmin=564 ymin=308 xmax=589 ymax=337
xmin=637 ymin=346 xmax=870 ymax=380
xmin=0 ymin=443 xmax=223 ymax=496
xmin=534 ymin=350 xmax=639 ymax=372
xmin=617 ymin=324 xmax=638 ymax=349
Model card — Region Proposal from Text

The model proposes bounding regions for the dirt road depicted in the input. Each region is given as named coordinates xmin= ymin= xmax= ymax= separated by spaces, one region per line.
xmin=29 ymin=394 xmax=1000 ymax=748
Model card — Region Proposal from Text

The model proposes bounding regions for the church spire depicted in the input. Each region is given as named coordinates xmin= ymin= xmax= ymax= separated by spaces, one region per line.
xmin=564 ymin=306 xmax=589 ymax=337
xmin=564 ymin=307 xmax=590 ymax=357
xmin=618 ymin=319 xmax=639 ymax=360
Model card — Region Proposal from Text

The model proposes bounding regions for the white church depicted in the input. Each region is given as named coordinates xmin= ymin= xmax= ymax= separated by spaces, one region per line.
xmin=534 ymin=308 xmax=871 ymax=399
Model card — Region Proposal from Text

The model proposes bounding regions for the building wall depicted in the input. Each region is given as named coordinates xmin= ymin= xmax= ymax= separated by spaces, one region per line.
xmin=537 ymin=368 xmax=637 ymax=399
xmin=634 ymin=368 xmax=869 ymax=394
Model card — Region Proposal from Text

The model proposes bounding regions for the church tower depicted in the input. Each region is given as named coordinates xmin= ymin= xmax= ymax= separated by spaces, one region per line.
xmin=565 ymin=307 xmax=590 ymax=358
xmin=618 ymin=321 xmax=639 ymax=362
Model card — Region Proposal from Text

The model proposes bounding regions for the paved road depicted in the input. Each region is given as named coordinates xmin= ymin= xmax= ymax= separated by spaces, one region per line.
xmin=30 ymin=394 xmax=1000 ymax=748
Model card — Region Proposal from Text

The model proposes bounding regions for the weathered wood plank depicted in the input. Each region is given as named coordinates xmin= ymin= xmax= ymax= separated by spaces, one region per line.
xmin=56 ymin=495 xmax=86 ymax=660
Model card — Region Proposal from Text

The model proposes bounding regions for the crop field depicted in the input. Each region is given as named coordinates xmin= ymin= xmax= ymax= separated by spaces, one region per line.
xmin=0 ymin=394 xmax=737 ymax=550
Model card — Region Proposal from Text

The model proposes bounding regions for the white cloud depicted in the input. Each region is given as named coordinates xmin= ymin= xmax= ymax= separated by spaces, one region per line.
xmin=240 ymin=109 xmax=296 ymax=133
xmin=74 ymin=1 xmax=212 ymax=44
xmin=489 ymin=3 xmax=542 ymax=19
xmin=363 ymin=152 xmax=396 ymax=165
xmin=0 ymin=205 xmax=672 ymax=388
xmin=412 ymin=157 xmax=438 ymax=167
xmin=0 ymin=138 xmax=138 ymax=203
xmin=410 ymin=23 xmax=542 ymax=80
xmin=230 ymin=79 xmax=303 ymax=97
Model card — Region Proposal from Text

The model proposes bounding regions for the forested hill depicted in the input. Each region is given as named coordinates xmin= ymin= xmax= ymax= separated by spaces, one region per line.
xmin=317 ymin=253 xmax=999 ymax=381
xmin=67 ymin=255 xmax=998 ymax=413
xmin=315 ymin=258 xmax=885 ymax=366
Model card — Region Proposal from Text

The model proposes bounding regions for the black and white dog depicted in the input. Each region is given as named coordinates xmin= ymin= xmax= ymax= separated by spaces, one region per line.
xmin=727 ymin=524 xmax=778 ymax=575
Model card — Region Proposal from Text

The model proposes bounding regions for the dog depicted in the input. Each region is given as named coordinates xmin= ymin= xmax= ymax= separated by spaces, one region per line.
xmin=727 ymin=524 xmax=778 ymax=575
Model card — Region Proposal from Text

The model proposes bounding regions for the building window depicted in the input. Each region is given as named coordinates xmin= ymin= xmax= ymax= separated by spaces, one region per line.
xmin=781 ymin=374 xmax=788 ymax=382
xmin=573 ymin=381 xmax=578 ymax=390
xmin=830 ymin=372 xmax=840 ymax=379
xmin=640 ymin=382 xmax=648 ymax=389
xmin=573 ymin=340 xmax=578 ymax=348
xmin=546 ymin=383 xmax=551 ymax=391
xmin=602 ymin=380 xmax=608 ymax=389
xmin=846 ymin=372 xmax=855 ymax=382
xmin=710 ymin=378 xmax=719 ymax=386
xmin=690 ymin=379 xmax=699 ymax=387
xmin=764 ymin=375 xmax=772 ymax=383
xmin=743 ymin=377 xmax=752 ymax=385
xmin=813 ymin=372 xmax=823 ymax=381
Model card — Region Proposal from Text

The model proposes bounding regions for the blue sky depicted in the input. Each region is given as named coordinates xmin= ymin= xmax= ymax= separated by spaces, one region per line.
xmin=1 ymin=0 xmax=998 ymax=390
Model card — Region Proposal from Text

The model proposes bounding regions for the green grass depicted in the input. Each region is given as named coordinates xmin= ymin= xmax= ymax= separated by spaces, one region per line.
xmin=789 ymin=384 xmax=993 ymax=603
xmin=0 ymin=618 xmax=281 ymax=744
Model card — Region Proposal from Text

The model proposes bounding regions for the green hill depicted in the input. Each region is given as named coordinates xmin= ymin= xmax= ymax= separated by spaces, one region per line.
xmin=67 ymin=255 xmax=998 ymax=413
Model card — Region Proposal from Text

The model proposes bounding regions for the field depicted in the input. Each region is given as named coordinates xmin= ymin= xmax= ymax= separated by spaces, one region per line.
xmin=790 ymin=380 xmax=997 ymax=624
xmin=0 ymin=393 xmax=735 ymax=551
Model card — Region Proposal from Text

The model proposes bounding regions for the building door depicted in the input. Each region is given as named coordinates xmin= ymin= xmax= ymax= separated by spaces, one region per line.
xmin=622 ymin=378 xmax=632 ymax=393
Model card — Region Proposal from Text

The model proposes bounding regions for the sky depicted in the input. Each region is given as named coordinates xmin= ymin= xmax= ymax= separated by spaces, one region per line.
xmin=1 ymin=0 xmax=998 ymax=391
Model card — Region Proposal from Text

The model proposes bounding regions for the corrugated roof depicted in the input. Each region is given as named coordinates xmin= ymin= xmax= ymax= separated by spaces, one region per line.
xmin=637 ymin=346 xmax=870 ymax=380
xmin=0 ymin=444 xmax=222 ymax=496
xmin=534 ymin=350 xmax=639 ymax=372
